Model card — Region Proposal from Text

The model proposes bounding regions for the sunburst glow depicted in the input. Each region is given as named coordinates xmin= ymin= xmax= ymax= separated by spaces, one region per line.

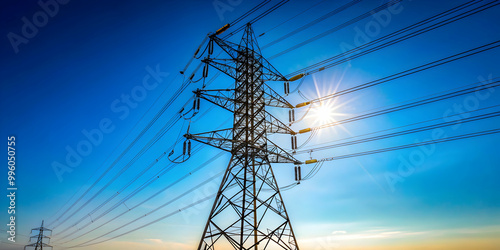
xmin=311 ymin=102 xmax=337 ymax=125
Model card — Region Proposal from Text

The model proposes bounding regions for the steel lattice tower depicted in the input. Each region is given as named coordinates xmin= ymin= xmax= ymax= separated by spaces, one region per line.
xmin=186 ymin=24 xmax=301 ymax=250
xmin=24 ymin=220 xmax=53 ymax=250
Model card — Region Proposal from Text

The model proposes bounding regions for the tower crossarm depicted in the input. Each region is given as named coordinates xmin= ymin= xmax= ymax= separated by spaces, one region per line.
xmin=202 ymin=58 xmax=239 ymax=80
xmin=265 ymin=140 xmax=302 ymax=164
xmin=262 ymin=83 xmax=294 ymax=108
xmin=253 ymin=52 xmax=288 ymax=81
xmin=30 ymin=227 xmax=52 ymax=232
xmin=260 ymin=111 xmax=296 ymax=135
xmin=24 ymin=243 xmax=53 ymax=249
xmin=209 ymin=35 xmax=287 ymax=82
xmin=185 ymin=130 xmax=301 ymax=164
xmin=30 ymin=235 xmax=50 ymax=240
xmin=186 ymin=128 xmax=234 ymax=152
xmin=195 ymin=88 xmax=238 ymax=112
xmin=210 ymin=34 xmax=242 ymax=60
xmin=195 ymin=85 xmax=293 ymax=111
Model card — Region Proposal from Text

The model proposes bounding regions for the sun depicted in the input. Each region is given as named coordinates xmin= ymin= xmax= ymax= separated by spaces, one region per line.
xmin=305 ymin=100 xmax=354 ymax=140
xmin=300 ymin=72 xmax=357 ymax=135
xmin=311 ymin=102 xmax=337 ymax=125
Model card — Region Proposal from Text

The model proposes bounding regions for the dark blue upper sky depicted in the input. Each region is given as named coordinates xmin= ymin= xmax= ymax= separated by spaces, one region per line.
xmin=1 ymin=0 xmax=500 ymax=249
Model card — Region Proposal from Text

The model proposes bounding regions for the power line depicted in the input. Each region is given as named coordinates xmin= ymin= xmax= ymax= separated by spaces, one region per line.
xmin=55 ymin=113 xmax=233 ymax=243
xmin=296 ymin=109 xmax=500 ymax=154
xmin=307 ymin=128 xmax=500 ymax=163
xmin=296 ymin=79 xmax=500 ymax=133
xmin=285 ymin=0 xmax=499 ymax=77
xmin=222 ymin=0 xmax=290 ymax=39
xmin=261 ymin=0 xmax=362 ymax=49
xmin=258 ymin=0 xmax=329 ymax=37
xmin=298 ymin=103 xmax=500 ymax=153
xmin=313 ymin=80 xmax=500 ymax=129
xmin=51 ymin=60 xmax=221 ymax=231
xmin=48 ymin=73 xmax=180 ymax=227
xmin=72 ymin=194 xmax=216 ymax=248
xmin=51 ymin=111 xmax=183 ymax=231
xmin=56 ymin=149 xmax=225 ymax=244
xmin=269 ymin=0 xmax=403 ymax=60
xmin=230 ymin=0 xmax=272 ymax=26
xmin=294 ymin=39 xmax=500 ymax=107
xmin=66 ymin=173 xmax=224 ymax=248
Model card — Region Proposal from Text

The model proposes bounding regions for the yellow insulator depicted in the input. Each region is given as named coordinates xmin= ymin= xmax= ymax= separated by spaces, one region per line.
xmin=299 ymin=128 xmax=311 ymax=134
xmin=305 ymin=159 xmax=318 ymax=164
xmin=288 ymin=73 xmax=305 ymax=82
xmin=215 ymin=24 xmax=230 ymax=35
xmin=295 ymin=101 xmax=311 ymax=108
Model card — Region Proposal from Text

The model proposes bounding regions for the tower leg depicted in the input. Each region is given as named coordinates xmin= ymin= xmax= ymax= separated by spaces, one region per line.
xmin=197 ymin=156 xmax=298 ymax=250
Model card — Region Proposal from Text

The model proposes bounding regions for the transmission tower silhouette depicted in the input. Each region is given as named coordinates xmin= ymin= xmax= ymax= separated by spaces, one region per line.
xmin=24 ymin=220 xmax=53 ymax=250
xmin=185 ymin=23 xmax=301 ymax=250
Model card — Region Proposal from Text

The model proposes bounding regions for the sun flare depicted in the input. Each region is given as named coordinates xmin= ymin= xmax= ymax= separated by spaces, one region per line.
xmin=312 ymin=103 xmax=337 ymax=125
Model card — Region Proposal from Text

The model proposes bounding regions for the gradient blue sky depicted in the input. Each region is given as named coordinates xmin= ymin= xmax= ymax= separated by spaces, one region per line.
xmin=1 ymin=0 xmax=500 ymax=249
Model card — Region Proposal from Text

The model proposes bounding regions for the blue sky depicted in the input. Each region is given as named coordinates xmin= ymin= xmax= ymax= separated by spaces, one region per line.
xmin=1 ymin=0 xmax=500 ymax=249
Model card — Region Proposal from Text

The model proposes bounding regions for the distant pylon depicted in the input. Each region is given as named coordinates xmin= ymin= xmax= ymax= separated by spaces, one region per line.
xmin=24 ymin=220 xmax=52 ymax=250
xmin=186 ymin=23 xmax=301 ymax=250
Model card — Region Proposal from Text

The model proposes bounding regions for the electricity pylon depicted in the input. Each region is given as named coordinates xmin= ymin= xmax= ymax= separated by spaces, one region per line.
xmin=24 ymin=220 xmax=52 ymax=250
xmin=186 ymin=23 xmax=301 ymax=250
